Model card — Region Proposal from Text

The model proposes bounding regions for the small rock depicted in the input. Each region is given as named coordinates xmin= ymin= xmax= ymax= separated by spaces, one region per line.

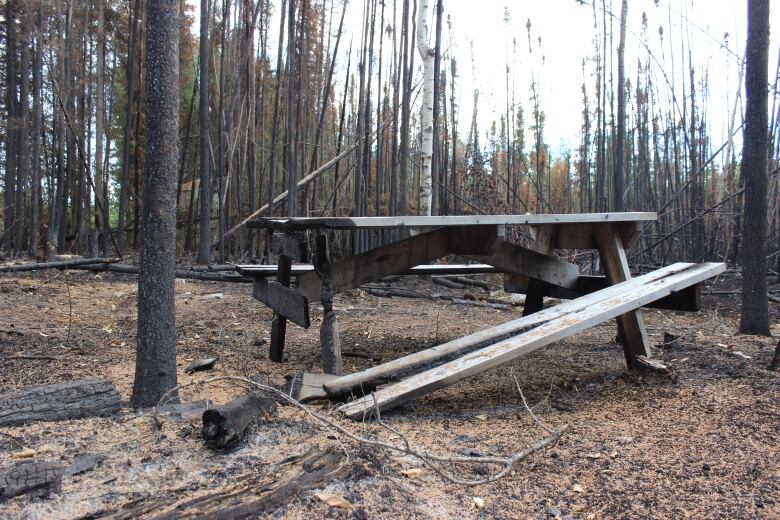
xmin=547 ymin=506 xmax=563 ymax=517
xmin=184 ymin=357 xmax=217 ymax=374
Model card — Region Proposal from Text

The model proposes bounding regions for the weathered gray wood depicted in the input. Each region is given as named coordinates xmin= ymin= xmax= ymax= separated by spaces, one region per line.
xmin=339 ymin=262 xmax=725 ymax=419
xmin=545 ymin=275 xmax=701 ymax=312
xmin=269 ymin=256 xmax=293 ymax=362
xmin=595 ymin=223 xmax=651 ymax=367
xmin=296 ymin=227 xmax=453 ymax=301
xmin=524 ymin=225 xmax=557 ymax=315
xmin=253 ymin=271 xmax=310 ymax=329
xmin=236 ymin=263 xmax=504 ymax=277
xmin=0 ymin=378 xmax=121 ymax=426
xmin=475 ymin=236 xmax=579 ymax=290
xmin=247 ymin=212 xmax=657 ymax=230
xmin=283 ymin=371 xmax=341 ymax=402
xmin=324 ymin=263 xmax=699 ymax=396
xmin=297 ymin=226 xmax=501 ymax=301
xmin=202 ymin=394 xmax=277 ymax=449
xmin=315 ymin=234 xmax=344 ymax=375
xmin=0 ymin=460 xmax=64 ymax=500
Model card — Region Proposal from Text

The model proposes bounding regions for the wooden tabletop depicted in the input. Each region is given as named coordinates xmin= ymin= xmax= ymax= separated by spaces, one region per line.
xmin=246 ymin=212 xmax=658 ymax=231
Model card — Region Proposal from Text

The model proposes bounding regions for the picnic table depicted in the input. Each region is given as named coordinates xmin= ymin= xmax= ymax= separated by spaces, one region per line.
xmin=240 ymin=212 xmax=662 ymax=375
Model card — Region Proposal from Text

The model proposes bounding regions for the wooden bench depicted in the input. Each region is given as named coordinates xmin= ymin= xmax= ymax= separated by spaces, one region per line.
xmin=334 ymin=262 xmax=725 ymax=419
xmin=245 ymin=213 xmax=666 ymax=373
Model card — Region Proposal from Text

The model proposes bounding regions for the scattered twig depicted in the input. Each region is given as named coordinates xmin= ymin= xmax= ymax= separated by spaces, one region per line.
xmin=152 ymin=375 xmax=569 ymax=486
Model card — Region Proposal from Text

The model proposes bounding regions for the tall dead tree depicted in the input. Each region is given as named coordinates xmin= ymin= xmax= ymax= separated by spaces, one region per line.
xmin=132 ymin=0 xmax=181 ymax=408
xmin=738 ymin=0 xmax=770 ymax=336
xmin=3 ymin=1 xmax=16 ymax=252
xmin=613 ymin=0 xmax=627 ymax=212
xmin=117 ymin=0 xmax=141 ymax=256
xmin=29 ymin=5 xmax=43 ymax=257
xmin=196 ymin=0 xmax=212 ymax=264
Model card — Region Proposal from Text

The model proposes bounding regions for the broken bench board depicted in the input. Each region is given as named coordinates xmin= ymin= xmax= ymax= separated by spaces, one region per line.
xmin=323 ymin=262 xmax=698 ymax=396
xmin=253 ymin=277 xmax=310 ymax=328
xmin=338 ymin=262 xmax=725 ymax=419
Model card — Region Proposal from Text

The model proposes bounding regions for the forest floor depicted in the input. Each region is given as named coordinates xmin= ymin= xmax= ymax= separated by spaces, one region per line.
xmin=0 ymin=268 xmax=778 ymax=519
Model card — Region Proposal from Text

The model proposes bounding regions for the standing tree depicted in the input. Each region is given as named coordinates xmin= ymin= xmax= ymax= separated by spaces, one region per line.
xmin=132 ymin=0 xmax=181 ymax=408
xmin=738 ymin=0 xmax=770 ymax=336
xmin=613 ymin=0 xmax=627 ymax=212
xmin=416 ymin=0 xmax=435 ymax=215
xmin=196 ymin=0 xmax=211 ymax=265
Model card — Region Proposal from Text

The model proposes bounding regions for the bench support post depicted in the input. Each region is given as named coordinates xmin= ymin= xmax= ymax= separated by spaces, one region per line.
xmin=522 ymin=225 xmax=557 ymax=316
xmin=269 ymin=255 xmax=292 ymax=362
xmin=315 ymin=234 xmax=344 ymax=375
xmin=595 ymin=224 xmax=651 ymax=368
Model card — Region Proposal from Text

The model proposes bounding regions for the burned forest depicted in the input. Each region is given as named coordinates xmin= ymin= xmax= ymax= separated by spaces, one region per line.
xmin=0 ymin=0 xmax=779 ymax=518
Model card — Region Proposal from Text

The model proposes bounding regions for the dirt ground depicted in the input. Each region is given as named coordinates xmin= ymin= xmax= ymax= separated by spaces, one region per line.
xmin=0 ymin=268 xmax=778 ymax=519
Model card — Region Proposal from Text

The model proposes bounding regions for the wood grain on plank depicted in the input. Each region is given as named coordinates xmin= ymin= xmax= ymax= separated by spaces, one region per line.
xmin=339 ymin=262 xmax=725 ymax=419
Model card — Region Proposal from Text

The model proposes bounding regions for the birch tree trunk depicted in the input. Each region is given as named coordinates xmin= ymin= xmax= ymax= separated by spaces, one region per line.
xmin=416 ymin=0 xmax=434 ymax=216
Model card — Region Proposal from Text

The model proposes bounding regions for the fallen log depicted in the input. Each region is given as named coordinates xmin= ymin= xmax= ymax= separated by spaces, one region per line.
xmin=0 ymin=460 xmax=64 ymax=500
xmin=431 ymin=276 xmax=465 ymax=289
xmin=449 ymin=276 xmax=492 ymax=290
xmin=71 ymin=263 xmax=253 ymax=283
xmin=0 ymin=258 xmax=120 ymax=272
xmin=363 ymin=287 xmax=427 ymax=299
xmin=87 ymin=448 xmax=354 ymax=519
xmin=202 ymin=394 xmax=277 ymax=449
xmin=0 ymin=378 xmax=121 ymax=426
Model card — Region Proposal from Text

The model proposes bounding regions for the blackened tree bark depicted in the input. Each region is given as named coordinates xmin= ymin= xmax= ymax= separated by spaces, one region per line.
xmin=118 ymin=0 xmax=141 ymax=255
xmin=613 ymin=0 xmax=627 ymax=212
xmin=196 ymin=0 xmax=212 ymax=264
xmin=3 ymin=1 xmax=17 ymax=252
xmin=29 ymin=6 xmax=43 ymax=258
xmin=15 ymin=4 xmax=30 ymax=255
xmin=132 ymin=0 xmax=180 ymax=408
xmin=285 ymin=0 xmax=297 ymax=217
xmin=739 ymin=0 xmax=771 ymax=336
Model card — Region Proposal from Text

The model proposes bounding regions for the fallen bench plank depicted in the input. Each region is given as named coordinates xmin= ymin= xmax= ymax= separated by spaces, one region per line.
xmin=546 ymin=274 xmax=701 ymax=311
xmin=324 ymin=263 xmax=696 ymax=396
xmin=339 ymin=262 xmax=725 ymax=419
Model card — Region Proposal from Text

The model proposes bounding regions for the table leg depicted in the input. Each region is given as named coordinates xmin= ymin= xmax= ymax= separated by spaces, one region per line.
xmin=269 ymin=255 xmax=292 ymax=362
xmin=315 ymin=234 xmax=344 ymax=375
xmin=595 ymin=224 xmax=651 ymax=368
xmin=522 ymin=225 xmax=557 ymax=316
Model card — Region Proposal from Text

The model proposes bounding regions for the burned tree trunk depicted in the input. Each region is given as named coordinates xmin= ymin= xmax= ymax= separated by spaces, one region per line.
xmin=202 ymin=394 xmax=276 ymax=449
xmin=739 ymin=0 xmax=771 ymax=335
xmin=0 ymin=378 xmax=121 ymax=426
xmin=0 ymin=460 xmax=64 ymax=500
xmin=132 ymin=0 xmax=181 ymax=408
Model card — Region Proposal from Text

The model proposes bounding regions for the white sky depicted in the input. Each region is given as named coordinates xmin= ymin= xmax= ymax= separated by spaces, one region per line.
xmin=190 ymin=0 xmax=780 ymax=160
